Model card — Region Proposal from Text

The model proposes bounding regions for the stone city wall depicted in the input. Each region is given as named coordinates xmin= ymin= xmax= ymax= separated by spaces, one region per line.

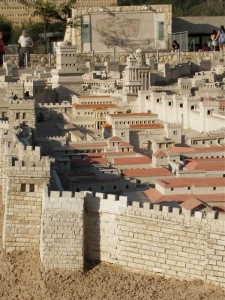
xmin=4 ymin=51 xmax=225 ymax=68
xmin=41 ymin=189 xmax=84 ymax=270
xmin=1 ymin=130 xmax=225 ymax=287
xmin=84 ymin=194 xmax=225 ymax=287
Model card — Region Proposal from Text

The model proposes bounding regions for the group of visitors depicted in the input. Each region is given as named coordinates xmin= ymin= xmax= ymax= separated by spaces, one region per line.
xmin=0 ymin=30 xmax=33 ymax=68
xmin=171 ymin=25 xmax=225 ymax=53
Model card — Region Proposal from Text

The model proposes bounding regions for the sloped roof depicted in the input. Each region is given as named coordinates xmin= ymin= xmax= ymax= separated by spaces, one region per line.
xmin=153 ymin=150 xmax=167 ymax=158
xmin=114 ymin=156 xmax=152 ymax=165
xmin=180 ymin=196 xmax=204 ymax=210
xmin=108 ymin=136 xmax=123 ymax=142
xmin=122 ymin=168 xmax=172 ymax=177
xmin=155 ymin=177 xmax=225 ymax=188
xmin=130 ymin=123 xmax=164 ymax=129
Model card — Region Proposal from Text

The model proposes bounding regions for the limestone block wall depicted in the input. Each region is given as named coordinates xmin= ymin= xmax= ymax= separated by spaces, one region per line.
xmin=3 ymin=157 xmax=50 ymax=252
xmin=82 ymin=193 xmax=225 ymax=287
xmin=40 ymin=189 xmax=84 ymax=270
xmin=3 ymin=50 xmax=225 ymax=69
xmin=84 ymin=192 xmax=127 ymax=263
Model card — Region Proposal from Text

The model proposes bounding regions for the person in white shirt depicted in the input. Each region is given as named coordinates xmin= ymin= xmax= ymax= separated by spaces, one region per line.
xmin=18 ymin=30 xmax=33 ymax=67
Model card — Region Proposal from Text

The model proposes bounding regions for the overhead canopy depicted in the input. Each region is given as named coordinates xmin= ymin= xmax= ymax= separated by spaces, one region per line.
xmin=173 ymin=16 xmax=224 ymax=35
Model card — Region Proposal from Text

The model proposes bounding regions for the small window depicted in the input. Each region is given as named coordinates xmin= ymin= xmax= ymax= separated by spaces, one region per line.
xmin=191 ymin=105 xmax=195 ymax=110
xmin=21 ymin=184 xmax=26 ymax=192
xmin=213 ymin=187 xmax=216 ymax=190
xmin=126 ymin=185 xmax=129 ymax=189
xmin=16 ymin=113 xmax=20 ymax=119
xmin=171 ymin=188 xmax=174 ymax=191
xmin=188 ymin=187 xmax=191 ymax=190
xmin=113 ymin=186 xmax=116 ymax=190
xmin=157 ymin=99 xmax=160 ymax=103
xmin=29 ymin=184 xmax=35 ymax=192
xmin=180 ymin=103 xmax=183 ymax=108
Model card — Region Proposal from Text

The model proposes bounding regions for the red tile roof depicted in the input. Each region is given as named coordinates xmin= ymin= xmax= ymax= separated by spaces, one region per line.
xmin=130 ymin=123 xmax=164 ymax=129
xmin=219 ymin=101 xmax=225 ymax=107
xmin=185 ymin=158 xmax=225 ymax=164
xmin=143 ymin=189 xmax=225 ymax=204
xmin=180 ymin=196 xmax=204 ymax=210
xmin=117 ymin=142 xmax=133 ymax=148
xmin=153 ymin=150 xmax=167 ymax=158
xmin=113 ymin=156 xmax=152 ymax=165
xmin=72 ymin=103 xmax=117 ymax=109
xmin=86 ymin=151 xmax=137 ymax=157
xmin=108 ymin=136 xmax=123 ymax=142
xmin=101 ymin=123 xmax=112 ymax=129
xmin=70 ymin=142 xmax=107 ymax=149
xmin=155 ymin=177 xmax=225 ymax=188
xmin=108 ymin=113 xmax=157 ymax=117
xmin=168 ymin=145 xmax=225 ymax=153
xmin=122 ymin=168 xmax=173 ymax=177
xmin=184 ymin=161 xmax=225 ymax=171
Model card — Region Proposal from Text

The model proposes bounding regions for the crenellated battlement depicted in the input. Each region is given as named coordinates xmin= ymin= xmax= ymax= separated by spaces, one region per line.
xmin=43 ymin=189 xmax=84 ymax=210
xmin=9 ymin=99 xmax=35 ymax=106
xmin=129 ymin=201 xmax=225 ymax=222
xmin=39 ymin=102 xmax=72 ymax=108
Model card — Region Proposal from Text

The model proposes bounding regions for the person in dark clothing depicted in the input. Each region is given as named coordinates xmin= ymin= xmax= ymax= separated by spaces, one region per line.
xmin=171 ymin=40 xmax=180 ymax=52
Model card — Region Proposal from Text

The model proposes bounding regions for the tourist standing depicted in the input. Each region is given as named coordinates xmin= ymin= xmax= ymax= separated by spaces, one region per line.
xmin=216 ymin=26 xmax=225 ymax=51
xmin=18 ymin=30 xmax=33 ymax=67
xmin=0 ymin=32 xmax=5 ymax=67
xmin=211 ymin=30 xmax=218 ymax=51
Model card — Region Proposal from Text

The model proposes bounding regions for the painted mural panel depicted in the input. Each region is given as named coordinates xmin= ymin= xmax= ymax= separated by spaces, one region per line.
xmin=90 ymin=12 xmax=157 ymax=52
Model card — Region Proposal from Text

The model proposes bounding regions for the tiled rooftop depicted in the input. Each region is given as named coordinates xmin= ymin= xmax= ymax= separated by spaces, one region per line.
xmin=130 ymin=123 xmax=164 ymax=129
xmin=101 ymin=123 xmax=112 ymax=129
xmin=73 ymin=103 xmax=117 ymax=109
xmin=117 ymin=142 xmax=133 ymax=148
xmin=108 ymin=113 xmax=157 ymax=117
xmin=143 ymin=189 xmax=225 ymax=203
xmin=180 ymin=196 xmax=204 ymax=210
xmin=156 ymin=177 xmax=225 ymax=188
xmin=168 ymin=145 xmax=225 ymax=153
xmin=70 ymin=142 xmax=107 ymax=149
xmin=113 ymin=156 xmax=152 ymax=165
xmin=122 ymin=168 xmax=172 ymax=177
xmin=184 ymin=161 xmax=225 ymax=171
xmin=108 ymin=136 xmax=123 ymax=142
xmin=152 ymin=150 xmax=167 ymax=158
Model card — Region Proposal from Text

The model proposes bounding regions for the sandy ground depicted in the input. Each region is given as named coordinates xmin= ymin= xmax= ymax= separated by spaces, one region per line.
xmin=0 ymin=203 xmax=224 ymax=300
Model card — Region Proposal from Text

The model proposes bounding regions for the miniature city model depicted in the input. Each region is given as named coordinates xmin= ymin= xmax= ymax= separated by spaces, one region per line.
xmin=0 ymin=4 xmax=225 ymax=290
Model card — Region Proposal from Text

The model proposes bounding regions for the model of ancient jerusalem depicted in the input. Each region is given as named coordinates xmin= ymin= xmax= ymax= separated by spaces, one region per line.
xmin=0 ymin=1 xmax=224 ymax=299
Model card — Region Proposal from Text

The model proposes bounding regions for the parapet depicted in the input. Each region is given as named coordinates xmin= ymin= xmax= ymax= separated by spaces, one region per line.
xmin=43 ymin=189 xmax=84 ymax=211
xmin=84 ymin=191 xmax=128 ymax=213
xmin=39 ymin=102 xmax=72 ymax=108
xmin=128 ymin=201 xmax=225 ymax=224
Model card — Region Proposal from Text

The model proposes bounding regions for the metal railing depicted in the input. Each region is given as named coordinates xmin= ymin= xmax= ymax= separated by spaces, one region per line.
xmin=169 ymin=31 xmax=188 ymax=52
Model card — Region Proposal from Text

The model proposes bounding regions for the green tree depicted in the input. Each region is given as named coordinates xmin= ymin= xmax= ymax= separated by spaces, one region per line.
xmin=18 ymin=0 xmax=77 ymax=53
xmin=0 ymin=17 xmax=12 ymax=45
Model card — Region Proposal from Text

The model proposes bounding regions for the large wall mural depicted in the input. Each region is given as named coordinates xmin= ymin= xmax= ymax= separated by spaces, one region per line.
xmin=91 ymin=12 xmax=156 ymax=52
